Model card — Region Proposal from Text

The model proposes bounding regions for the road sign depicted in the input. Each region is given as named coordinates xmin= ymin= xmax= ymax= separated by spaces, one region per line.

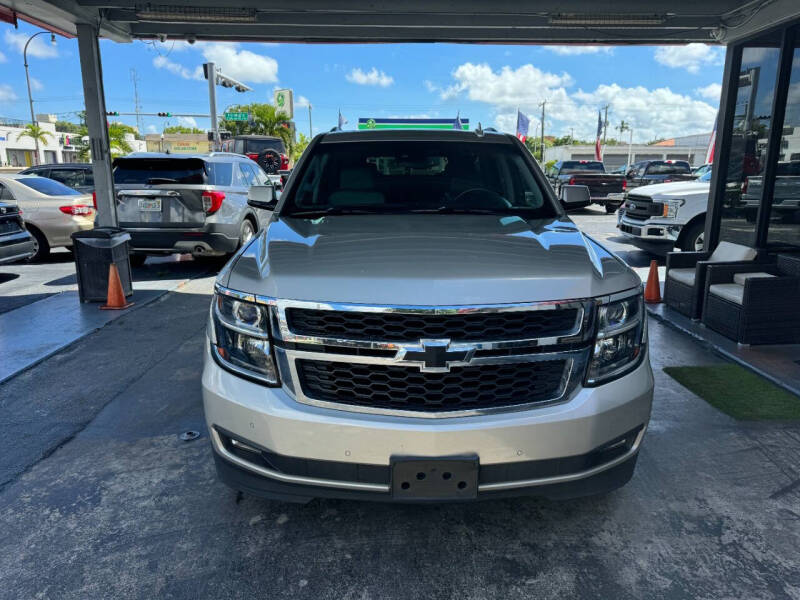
xmin=224 ymin=112 xmax=248 ymax=121
xmin=274 ymin=89 xmax=294 ymax=119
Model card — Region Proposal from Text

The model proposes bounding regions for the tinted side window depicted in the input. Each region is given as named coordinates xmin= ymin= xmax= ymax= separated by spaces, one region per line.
xmin=239 ymin=162 xmax=258 ymax=187
xmin=234 ymin=140 xmax=245 ymax=154
xmin=207 ymin=162 xmax=233 ymax=186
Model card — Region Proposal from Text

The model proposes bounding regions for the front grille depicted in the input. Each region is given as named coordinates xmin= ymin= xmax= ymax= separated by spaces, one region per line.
xmin=285 ymin=307 xmax=579 ymax=342
xmin=624 ymin=195 xmax=663 ymax=219
xmin=296 ymin=359 xmax=567 ymax=413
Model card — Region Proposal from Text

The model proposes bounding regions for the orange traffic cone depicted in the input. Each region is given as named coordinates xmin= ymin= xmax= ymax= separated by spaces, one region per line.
xmin=644 ymin=259 xmax=662 ymax=304
xmin=100 ymin=263 xmax=134 ymax=310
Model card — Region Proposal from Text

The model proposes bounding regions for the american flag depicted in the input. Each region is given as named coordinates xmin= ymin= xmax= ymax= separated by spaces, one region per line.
xmin=705 ymin=113 xmax=717 ymax=164
xmin=515 ymin=110 xmax=530 ymax=143
xmin=594 ymin=111 xmax=603 ymax=161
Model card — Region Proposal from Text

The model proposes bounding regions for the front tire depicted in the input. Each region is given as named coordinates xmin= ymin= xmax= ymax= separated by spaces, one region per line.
xmin=605 ymin=204 xmax=619 ymax=214
xmin=27 ymin=228 xmax=50 ymax=262
xmin=678 ymin=221 xmax=705 ymax=252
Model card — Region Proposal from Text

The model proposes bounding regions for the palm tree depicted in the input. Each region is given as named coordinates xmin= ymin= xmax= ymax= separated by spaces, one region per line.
xmin=17 ymin=124 xmax=53 ymax=164
xmin=220 ymin=102 xmax=293 ymax=154
xmin=108 ymin=123 xmax=134 ymax=158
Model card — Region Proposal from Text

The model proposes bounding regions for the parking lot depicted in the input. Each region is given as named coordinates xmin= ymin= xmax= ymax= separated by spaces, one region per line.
xmin=2 ymin=208 xmax=800 ymax=599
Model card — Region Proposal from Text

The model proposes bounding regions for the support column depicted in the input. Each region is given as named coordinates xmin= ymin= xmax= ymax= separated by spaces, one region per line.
xmin=76 ymin=23 xmax=117 ymax=228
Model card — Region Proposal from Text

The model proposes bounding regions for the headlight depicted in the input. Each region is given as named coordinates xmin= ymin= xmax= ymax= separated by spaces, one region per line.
xmin=585 ymin=292 xmax=646 ymax=386
xmin=662 ymin=199 xmax=684 ymax=218
xmin=210 ymin=290 xmax=279 ymax=386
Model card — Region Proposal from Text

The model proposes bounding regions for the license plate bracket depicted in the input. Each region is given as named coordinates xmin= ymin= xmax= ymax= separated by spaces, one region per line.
xmin=391 ymin=456 xmax=478 ymax=500
xmin=137 ymin=198 xmax=162 ymax=212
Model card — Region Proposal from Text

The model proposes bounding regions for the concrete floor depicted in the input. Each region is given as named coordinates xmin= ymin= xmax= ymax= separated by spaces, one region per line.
xmin=1 ymin=275 xmax=800 ymax=599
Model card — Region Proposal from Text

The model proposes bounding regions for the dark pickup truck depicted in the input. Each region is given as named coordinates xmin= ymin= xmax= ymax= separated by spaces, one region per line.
xmin=625 ymin=160 xmax=695 ymax=191
xmin=546 ymin=160 xmax=626 ymax=213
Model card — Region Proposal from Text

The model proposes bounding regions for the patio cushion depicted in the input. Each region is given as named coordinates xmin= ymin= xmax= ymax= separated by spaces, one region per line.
xmin=709 ymin=242 xmax=757 ymax=263
xmin=709 ymin=283 xmax=745 ymax=305
xmin=667 ymin=268 xmax=696 ymax=286
xmin=733 ymin=272 xmax=775 ymax=285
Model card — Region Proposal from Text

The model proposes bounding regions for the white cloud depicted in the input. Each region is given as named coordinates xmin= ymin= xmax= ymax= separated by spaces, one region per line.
xmin=0 ymin=84 xmax=17 ymax=102
xmin=654 ymin=44 xmax=723 ymax=74
xmin=0 ymin=50 xmax=6 ymax=63
xmin=435 ymin=62 xmax=717 ymax=143
xmin=296 ymin=95 xmax=310 ymax=107
xmin=197 ymin=43 xmax=278 ymax=83
xmin=543 ymin=46 xmax=614 ymax=56
xmin=146 ymin=124 xmax=157 ymax=133
xmin=177 ymin=116 xmax=198 ymax=129
xmin=346 ymin=67 xmax=394 ymax=87
xmin=153 ymin=55 xmax=201 ymax=80
xmin=30 ymin=78 xmax=44 ymax=92
xmin=696 ymin=83 xmax=722 ymax=101
xmin=4 ymin=31 xmax=58 ymax=58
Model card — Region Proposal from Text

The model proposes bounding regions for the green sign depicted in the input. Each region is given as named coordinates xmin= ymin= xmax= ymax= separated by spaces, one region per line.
xmin=224 ymin=112 xmax=248 ymax=122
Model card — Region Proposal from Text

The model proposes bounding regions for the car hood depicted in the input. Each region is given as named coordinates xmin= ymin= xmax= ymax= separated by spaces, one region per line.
xmin=223 ymin=214 xmax=640 ymax=305
xmin=629 ymin=180 xmax=710 ymax=197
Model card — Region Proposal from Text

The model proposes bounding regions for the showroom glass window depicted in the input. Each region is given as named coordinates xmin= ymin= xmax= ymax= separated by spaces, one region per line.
xmin=766 ymin=30 xmax=800 ymax=247
xmin=719 ymin=44 xmax=780 ymax=246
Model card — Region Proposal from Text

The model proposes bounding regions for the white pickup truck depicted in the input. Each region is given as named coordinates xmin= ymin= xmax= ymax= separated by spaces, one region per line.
xmin=617 ymin=170 xmax=711 ymax=254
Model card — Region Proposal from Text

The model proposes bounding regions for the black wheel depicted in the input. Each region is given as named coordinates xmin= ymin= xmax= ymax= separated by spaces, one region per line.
xmin=605 ymin=204 xmax=619 ymax=214
xmin=679 ymin=221 xmax=705 ymax=252
xmin=239 ymin=219 xmax=256 ymax=248
xmin=257 ymin=150 xmax=281 ymax=175
xmin=129 ymin=254 xmax=147 ymax=268
xmin=27 ymin=227 xmax=50 ymax=262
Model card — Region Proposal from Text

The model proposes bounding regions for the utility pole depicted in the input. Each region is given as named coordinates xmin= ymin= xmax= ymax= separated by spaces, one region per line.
xmin=570 ymin=127 xmax=574 ymax=144
xmin=539 ymin=100 xmax=546 ymax=162
xmin=308 ymin=103 xmax=313 ymax=138
xmin=130 ymin=68 xmax=143 ymax=135
xmin=206 ymin=62 xmax=219 ymax=151
xmin=602 ymin=104 xmax=610 ymax=147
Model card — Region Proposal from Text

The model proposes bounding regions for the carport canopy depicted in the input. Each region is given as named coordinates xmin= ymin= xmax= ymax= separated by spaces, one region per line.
xmin=2 ymin=0 xmax=800 ymax=228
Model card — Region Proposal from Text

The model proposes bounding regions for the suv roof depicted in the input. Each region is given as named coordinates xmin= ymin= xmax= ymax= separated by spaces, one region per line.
xmin=233 ymin=135 xmax=283 ymax=140
xmin=21 ymin=163 xmax=91 ymax=170
xmin=120 ymin=152 xmax=251 ymax=163
xmin=319 ymin=129 xmax=514 ymax=144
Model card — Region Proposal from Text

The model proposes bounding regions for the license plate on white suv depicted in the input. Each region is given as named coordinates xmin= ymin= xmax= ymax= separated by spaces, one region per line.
xmin=138 ymin=198 xmax=161 ymax=212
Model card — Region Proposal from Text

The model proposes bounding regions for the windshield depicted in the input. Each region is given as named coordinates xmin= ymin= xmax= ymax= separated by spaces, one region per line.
xmin=281 ymin=140 xmax=553 ymax=217
xmin=699 ymin=170 xmax=712 ymax=182
xmin=560 ymin=161 xmax=605 ymax=174
xmin=646 ymin=161 xmax=690 ymax=175
xmin=17 ymin=177 xmax=81 ymax=196
xmin=242 ymin=138 xmax=285 ymax=154
xmin=114 ymin=158 xmax=207 ymax=184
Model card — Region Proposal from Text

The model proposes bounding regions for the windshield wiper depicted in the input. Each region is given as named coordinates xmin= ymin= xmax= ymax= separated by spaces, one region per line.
xmin=146 ymin=177 xmax=178 ymax=185
xmin=283 ymin=207 xmax=387 ymax=218
xmin=409 ymin=206 xmax=519 ymax=215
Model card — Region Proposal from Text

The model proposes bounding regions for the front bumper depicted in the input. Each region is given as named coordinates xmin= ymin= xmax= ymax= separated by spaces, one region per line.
xmin=0 ymin=230 xmax=36 ymax=264
xmin=202 ymin=343 xmax=653 ymax=502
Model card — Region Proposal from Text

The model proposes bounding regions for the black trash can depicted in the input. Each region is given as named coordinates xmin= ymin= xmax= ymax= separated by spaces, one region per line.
xmin=71 ymin=228 xmax=133 ymax=303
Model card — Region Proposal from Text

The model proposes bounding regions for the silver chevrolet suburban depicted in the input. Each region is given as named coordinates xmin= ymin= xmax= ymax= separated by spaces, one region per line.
xmin=202 ymin=129 xmax=654 ymax=503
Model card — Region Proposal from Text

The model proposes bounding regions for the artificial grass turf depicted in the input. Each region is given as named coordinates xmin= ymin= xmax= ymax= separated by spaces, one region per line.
xmin=663 ymin=364 xmax=800 ymax=421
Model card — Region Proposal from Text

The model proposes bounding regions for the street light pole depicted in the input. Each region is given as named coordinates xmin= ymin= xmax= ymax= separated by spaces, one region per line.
xmin=23 ymin=31 xmax=56 ymax=166
xmin=308 ymin=104 xmax=313 ymax=138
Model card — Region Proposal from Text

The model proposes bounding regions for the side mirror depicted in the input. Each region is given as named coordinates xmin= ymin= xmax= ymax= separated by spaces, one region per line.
xmin=560 ymin=184 xmax=591 ymax=206
xmin=247 ymin=185 xmax=278 ymax=211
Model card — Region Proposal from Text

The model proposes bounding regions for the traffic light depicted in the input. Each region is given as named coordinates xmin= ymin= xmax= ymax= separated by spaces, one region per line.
xmin=106 ymin=111 xmax=119 ymax=116
xmin=157 ymin=112 xmax=172 ymax=117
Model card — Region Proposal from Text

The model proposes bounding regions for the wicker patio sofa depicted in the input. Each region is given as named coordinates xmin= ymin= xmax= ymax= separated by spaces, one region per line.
xmin=701 ymin=254 xmax=800 ymax=345
xmin=663 ymin=242 xmax=761 ymax=319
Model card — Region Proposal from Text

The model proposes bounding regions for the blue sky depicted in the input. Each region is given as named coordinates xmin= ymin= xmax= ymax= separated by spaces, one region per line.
xmin=1 ymin=20 xmax=725 ymax=143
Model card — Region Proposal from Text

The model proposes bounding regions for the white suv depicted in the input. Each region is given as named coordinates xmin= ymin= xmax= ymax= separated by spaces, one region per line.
xmin=202 ymin=129 xmax=654 ymax=503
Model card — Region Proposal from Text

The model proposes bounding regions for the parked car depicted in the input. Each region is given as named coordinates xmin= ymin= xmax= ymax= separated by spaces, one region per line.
xmin=0 ymin=174 xmax=95 ymax=261
xmin=113 ymin=152 xmax=274 ymax=266
xmin=220 ymin=135 xmax=290 ymax=174
xmin=742 ymin=160 xmax=800 ymax=220
xmin=616 ymin=170 xmax=711 ymax=254
xmin=203 ymin=129 xmax=654 ymax=503
xmin=0 ymin=200 xmax=35 ymax=265
xmin=19 ymin=163 xmax=94 ymax=194
xmin=545 ymin=160 xmax=626 ymax=212
xmin=625 ymin=159 xmax=695 ymax=190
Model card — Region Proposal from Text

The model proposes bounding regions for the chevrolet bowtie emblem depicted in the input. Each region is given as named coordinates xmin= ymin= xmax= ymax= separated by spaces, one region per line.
xmin=395 ymin=339 xmax=476 ymax=373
